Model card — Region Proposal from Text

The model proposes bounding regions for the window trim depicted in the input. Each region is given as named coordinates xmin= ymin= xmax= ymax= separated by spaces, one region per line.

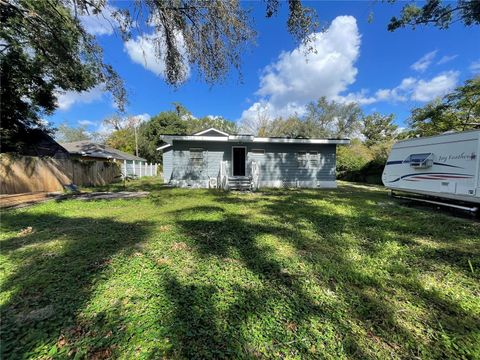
xmin=297 ymin=151 xmax=308 ymax=166
xmin=406 ymin=153 xmax=433 ymax=169
xmin=309 ymin=151 xmax=320 ymax=164
xmin=251 ymin=148 xmax=265 ymax=155
xmin=189 ymin=148 xmax=204 ymax=166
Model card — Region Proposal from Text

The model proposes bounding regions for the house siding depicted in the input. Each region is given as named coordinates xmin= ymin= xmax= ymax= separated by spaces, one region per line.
xmin=162 ymin=149 xmax=173 ymax=183
xmin=167 ymin=140 xmax=338 ymax=188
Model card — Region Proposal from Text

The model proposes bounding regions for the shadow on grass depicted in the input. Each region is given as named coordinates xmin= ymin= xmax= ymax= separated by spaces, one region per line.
xmin=0 ymin=212 xmax=154 ymax=359
xmin=159 ymin=189 xmax=479 ymax=359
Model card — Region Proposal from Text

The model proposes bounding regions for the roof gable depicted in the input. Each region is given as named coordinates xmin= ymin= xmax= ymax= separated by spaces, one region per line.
xmin=193 ymin=128 xmax=229 ymax=137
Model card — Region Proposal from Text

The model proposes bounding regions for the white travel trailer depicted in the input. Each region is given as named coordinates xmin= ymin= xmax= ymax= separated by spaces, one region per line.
xmin=382 ymin=130 xmax=480 ymax=209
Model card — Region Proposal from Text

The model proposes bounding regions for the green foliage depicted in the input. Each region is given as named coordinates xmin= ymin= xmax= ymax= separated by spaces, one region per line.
xmin=303 ymin=97 xmax=363 ymax=138
xmin=106 ymin=128 xmax=136 ymax=154
xmin=55 ymin=123 xmax=92 ymax=143
xmin=186 ymin=116 xmax=239 ymax=135
xmin=138 ymin=111 xmax=189 ymax=163
xmin=135 ymin=104 xmax=238 ymax=163
xmin=0 ymin=0 xmax=125 ymax=153
xmin=388 ymin=0 xmax=480 ymax=31
xmin=361 ymin=112 xmax=398 ymax=147
xmin=1 ymin=0 xmax=317 ymax=154
xmin=249 ymin=97 xmax=364 ymax=138
xmin=408 ymin=77 xmax=480 ymax=136
xmin=1 ymin=178 xmax=479 ymax=358
xmin=262 ymin=116 xmax=306 ymax=138
xmin=336 ymin=138 xmax=395 ymax=184
xmin=337 ymin=139 xmax=373 ymax=173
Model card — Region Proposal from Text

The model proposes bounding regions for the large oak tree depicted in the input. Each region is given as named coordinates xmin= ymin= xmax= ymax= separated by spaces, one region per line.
xmin=1 ymin=0 xmax=317 ymax=153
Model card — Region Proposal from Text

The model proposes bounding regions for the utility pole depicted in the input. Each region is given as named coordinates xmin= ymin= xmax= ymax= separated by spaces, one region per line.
xmin=134 ymin=124 xmax=138 ymax=157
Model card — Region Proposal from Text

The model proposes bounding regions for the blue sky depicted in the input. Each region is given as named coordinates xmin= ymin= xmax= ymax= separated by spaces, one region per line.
xmin=50 ymin=1 xmax=480 ymax=135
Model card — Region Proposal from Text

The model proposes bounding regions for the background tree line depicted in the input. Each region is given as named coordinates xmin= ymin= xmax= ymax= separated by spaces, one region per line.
xmin=55 ymin=75 xmax=478 ymax=183
xmin=3 ymin=0 xmax=478 ymax=154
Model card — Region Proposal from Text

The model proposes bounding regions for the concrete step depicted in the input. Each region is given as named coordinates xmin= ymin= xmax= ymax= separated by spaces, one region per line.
xmin=228 ymin=176 xmax=250 ymax=181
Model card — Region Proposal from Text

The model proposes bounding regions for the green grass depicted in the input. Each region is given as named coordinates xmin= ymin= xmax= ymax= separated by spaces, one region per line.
xmin=1 ymin=178 xmax=479 ymax=359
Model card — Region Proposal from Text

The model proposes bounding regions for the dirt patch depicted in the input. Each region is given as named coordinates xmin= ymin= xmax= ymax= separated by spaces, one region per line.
xmin=16 ymin=305 xmax=55 ymax=323
xmin=63 ymin=191 xmax=149 ymax=201
xmin=172 ymin=242 xmax=190 ymax=251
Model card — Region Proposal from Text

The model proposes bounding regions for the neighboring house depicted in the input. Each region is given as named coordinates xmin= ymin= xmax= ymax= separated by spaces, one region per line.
xmin=1 ymin=128 xmax=70 ymax=158
xmin=61 ymin=141 xmax=153 ymax=177
xmin=158 ymin=128 xmax=350 ymax=189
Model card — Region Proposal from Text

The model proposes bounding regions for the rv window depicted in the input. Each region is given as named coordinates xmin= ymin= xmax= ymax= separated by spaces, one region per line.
xmin=406 ymin=153 xmax=433 ymax=168
xmin=310 ymin=151 xmax=319 ymax=165
xmin=297 ymin=151 xmax=308 ymax=166
xmin=251 ymin=149 xmax=265 ymax=155
xmin=190 ymin=148 xmax=204 ymax=166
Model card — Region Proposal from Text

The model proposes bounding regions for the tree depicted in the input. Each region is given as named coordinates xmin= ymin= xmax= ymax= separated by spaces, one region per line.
xmin=361 ymin=112 xmax=398 ymax=147
xmin=387 ymin=0 xmax=480 ymax=31
xmin=336 ymin=138 xmax=372 ymax=176
xmin=262 ymin=116 xmax=306 ymax=138
xmin=240 ymin=105 xmax=273 ymax=136
xmin=186 ymin=116 xmax=239 ymax=135
xmin=408 ymin=77 xmax=480 ymax=136
xmin=1 ymin=0 xmax=317 ymax=153
xmin=303 ymin=97 xmax=363 ymax=138
xmin=55 ymin=123 xmax=92 ymax=143
xmin=106 ymin=128 xmax=136 ymax=154
xmin=0 ymin=0 xmax=125 ymax=153
xmin=138 ymin=111 xmax=189 ymax=163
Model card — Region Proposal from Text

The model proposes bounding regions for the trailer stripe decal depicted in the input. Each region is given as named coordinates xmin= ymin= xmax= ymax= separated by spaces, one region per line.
xmin=385 ymin=160 xmax=463 ymax=168
xmin=388 ymin=172 xmax=473 ymax=183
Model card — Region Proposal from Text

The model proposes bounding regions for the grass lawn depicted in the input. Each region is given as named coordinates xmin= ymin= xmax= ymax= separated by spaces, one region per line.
xmin=1 ymin=178 xmax=479 ymax=359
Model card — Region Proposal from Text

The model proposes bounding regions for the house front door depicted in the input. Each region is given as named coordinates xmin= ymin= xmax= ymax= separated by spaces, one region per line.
xmin=232 ymin=147 xmax=246 ymax=176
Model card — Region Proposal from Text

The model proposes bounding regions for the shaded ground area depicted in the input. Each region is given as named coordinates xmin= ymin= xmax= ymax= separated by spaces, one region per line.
xmin=1 ymin=190 xmax=149 ymax=209
xmin=1 ymin=178 xmax=479 ymax=359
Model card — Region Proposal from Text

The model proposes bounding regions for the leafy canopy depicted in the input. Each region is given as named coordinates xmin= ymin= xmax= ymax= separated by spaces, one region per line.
xmin=361 ymin=112 xmax=398 ymax=147
xmin=387 ymin=0 xmax=480 ymax=31
xmin=408 ymin=77 xmax=480 ymax=136
xmin=0 ymin=0 xmax=125 ymax=152
xmin=1 ymin=0 xmax=317 ymax=153
xmin=55 ymin=123 xmax=92 ymax=143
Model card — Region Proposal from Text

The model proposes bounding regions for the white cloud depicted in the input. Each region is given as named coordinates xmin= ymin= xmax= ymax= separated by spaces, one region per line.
xmin=411 ymin=71 xmax=459 ymax=101
xmin=78 ymin=4 xmax=118 ymax=36
xmin=470 ymin=59 xmax=480 ymax=74
xmin=96 ymin=113 xmax=152 ymax=137
xmin=373 ymin=71 xmax=459 ymax=103
xmin=55 ymin=84 xmax=105 ymax=111
xmin=132 ymin=113 xmax=151 ymax=123
xmin=124 ymin=33 xmax=190 ymax=79
xmin=78 ymin=120 xmax=97 ymax=127
xmin=241 ymin=15 xmax=361 ymax=124
xmin=437 ymin=54 xmax=458 ymax=65
xmin=411 ymin=50 xmax=437 ymax=72
xmin=334 ymin=89 xmax=377 ymax=105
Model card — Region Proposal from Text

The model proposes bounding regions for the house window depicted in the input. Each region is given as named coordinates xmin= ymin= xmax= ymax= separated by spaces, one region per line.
xmin=190 ymin=148 xmax=204 ymax=166
xmin=297 ymin=151 xmax=308 ymax=166
xmin=310 ymin=151 xmax=319 ymax=165
xmin=251 ymin=149 xmax=265 ymax=155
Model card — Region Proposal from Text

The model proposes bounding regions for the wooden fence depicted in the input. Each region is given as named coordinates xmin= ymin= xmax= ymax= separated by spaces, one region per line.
xmin=0 ymin=154 xmax=122 ymax=194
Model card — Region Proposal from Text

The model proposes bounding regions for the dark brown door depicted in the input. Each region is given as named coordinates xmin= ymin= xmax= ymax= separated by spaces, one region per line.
xmin=233 ymin=147 xmax=246 ymax=176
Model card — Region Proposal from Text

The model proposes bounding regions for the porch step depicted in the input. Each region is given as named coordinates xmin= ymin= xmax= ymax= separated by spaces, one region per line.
xmin=227 ymin=176 xmax=252 ymax=191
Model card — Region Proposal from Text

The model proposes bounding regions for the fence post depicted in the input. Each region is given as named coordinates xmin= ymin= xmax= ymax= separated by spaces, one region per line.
xmin=133 ymin=160 xmax=136 ymax=176
xmin=150 ymin=163 xmax=153 ymax=176
xmin=154 ymin=163 xmax=157 ymax=176
xmin=123 ymin=160 xmax=127 ymax=178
